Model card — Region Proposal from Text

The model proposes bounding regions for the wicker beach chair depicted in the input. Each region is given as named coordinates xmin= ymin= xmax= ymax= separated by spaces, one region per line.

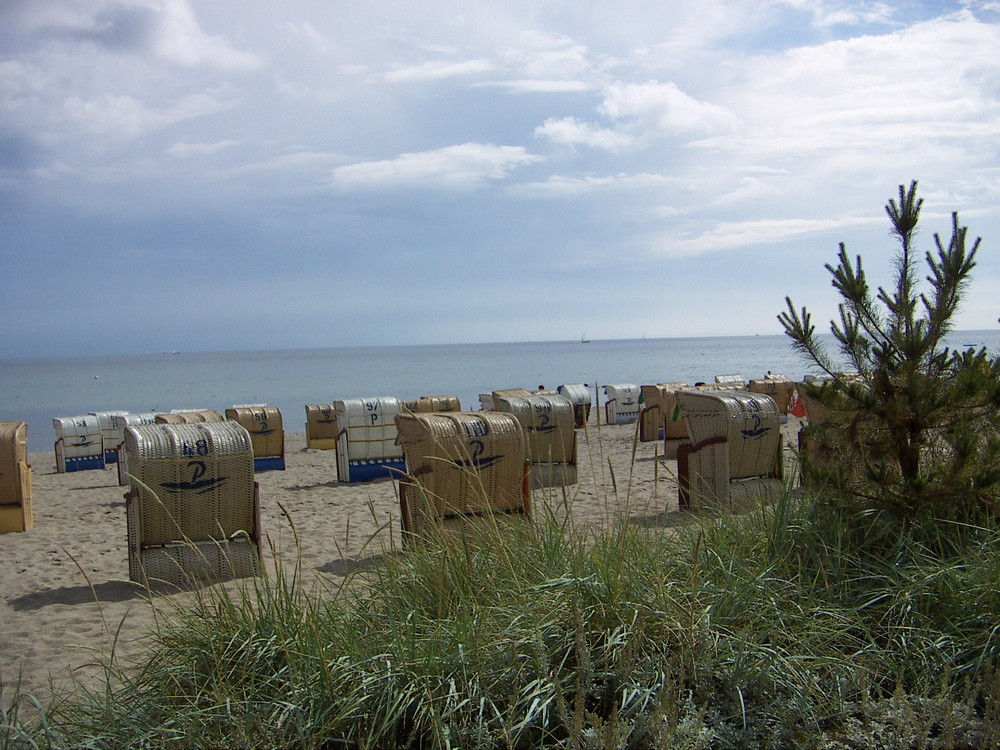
xmin=0 ymin=421 xmax=32 ymax=533
xmin=225 ymin=406 xmax=285 ymax=471
xmin=122 ymin=421 xmax=261 ymax=587
xmin=401 ymin=395 xmax=462 ymax=413
xmin=334 ymin=397 xmax=406 ymax=482
xmin=112 ymin=413 xmax=157 ymax=485
xmin=604 ymin=384 xmax=641 ymax=425
xmin=748 ymin=376 xmax=796 ymax=415
xmin=155 ymin=410 xmax=225 ymax=424
xmin=53 ymin=415 xmax=106 ymax=472
xmin=675 ymin=390 xmax=784 ymax=509
xmin=305 ymin=404 xmax=338 ymax=450
xmin=395 ymin=411 xmax=530 ymax=546
xmin=638 ymin=383 xmax=688 ymax=443
xmin=494 ymin=393 xmax=577 ymax=488
xmin=557 ymin=384 xmax=592 ymax=428
xmin=90 ymin=410 xmax=131 ymax=464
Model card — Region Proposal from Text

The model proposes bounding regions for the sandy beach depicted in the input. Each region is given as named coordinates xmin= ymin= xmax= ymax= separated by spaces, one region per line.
xmin=1 ymin=415 xmax=803 ymax=709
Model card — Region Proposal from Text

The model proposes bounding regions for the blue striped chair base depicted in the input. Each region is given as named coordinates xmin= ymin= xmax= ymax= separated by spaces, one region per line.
xmin=347 ymin=459 xmax=406 ymax=483
xmin=64 ymin=455 xmax=106 ymax=472
xmin=254 ymin=456 xmax=286 ymax=472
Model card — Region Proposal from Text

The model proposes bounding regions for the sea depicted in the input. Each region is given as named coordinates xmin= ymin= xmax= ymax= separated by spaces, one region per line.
xmin=2 ymin=331 xmax=997 ymax=453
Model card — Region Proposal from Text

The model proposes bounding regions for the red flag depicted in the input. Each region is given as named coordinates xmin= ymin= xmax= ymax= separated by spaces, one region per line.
xmin=791 ymin=396 xmax=806 ymax=418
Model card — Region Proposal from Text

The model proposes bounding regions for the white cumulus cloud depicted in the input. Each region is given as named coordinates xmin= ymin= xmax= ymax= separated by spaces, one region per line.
xmin=331 ymin=143 xmax=540 ymax=191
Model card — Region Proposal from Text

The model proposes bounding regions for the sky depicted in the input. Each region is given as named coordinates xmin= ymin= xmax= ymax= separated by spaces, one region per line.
xmin=1 ymin=0 xmax=998 ymax=358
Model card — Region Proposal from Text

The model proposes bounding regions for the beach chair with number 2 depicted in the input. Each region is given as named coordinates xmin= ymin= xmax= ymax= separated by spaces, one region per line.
xmin=122 ymin=421 xmax=261 ymax=587
xmin=675 ymin=390 xmax=784 ymax=509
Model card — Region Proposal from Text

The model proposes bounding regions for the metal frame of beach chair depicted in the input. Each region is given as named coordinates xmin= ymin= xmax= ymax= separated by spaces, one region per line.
xmin=395 ymin=411 xmax=530 ymax=547
xmin=0 ymin=421 xmax=32 ymax=533
xmin=675 ymin=390 xmax=784 ymax=509
xmin=122 ymin=421 xmax=261 ymax=587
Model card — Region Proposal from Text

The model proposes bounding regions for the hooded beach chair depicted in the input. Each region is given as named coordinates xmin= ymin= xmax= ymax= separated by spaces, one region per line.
xmin=638 ymin=383 xmax=688 ymax=443
xmin=122 ymin=421 xmax=261 ymax=587
xmin=748 ymin=375 xmax=796 ymax=415
xmin=557 ymin=383 xmax=592 ymax=428
xmin=53 ymin=415 xmax=105 ymax=472
xmin=603 ymin=384 xmax=641 ymax=425
xmin=90 ymin=410 xmax=131 ymax=464
xmin=401 ymin=395 xmax=462 ymax=413
xmin=225 ymin=405 xmax=285 ymax=471
xmin=675 ymin=390 xmax=784 ymax=509
xmin=0 ymin=421 xmax=32 ymax=533
xmin=494 ymin=393 xmax=577 ymax=488
xmin=155 ymin=409 xmax=225 ymax=424
xmin=334 ymin=397 xmax=406 ymax=482
xmin=112 ymin=413 xmax=157 ymax=485
xmin=395 ymin=411 xmax=530 ymax=546
xmin=305 ymin=403 xmax=338 ymax=449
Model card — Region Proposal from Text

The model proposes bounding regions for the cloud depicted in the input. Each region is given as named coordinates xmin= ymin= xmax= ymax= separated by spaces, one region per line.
xmin=534 ymin=116 xmax=634 ymax=151
xmin=152 ymin=0 xmax=260 ymax=70
xmin=331 ymin=143 xmax=540 ymax=191
xmin=383 ymin=58 xmax=495 ymax=82
xmin=652 ymin=215 xmax=881 ymax=259
xmin=599 ymin=80 xmax=739 ymax=135
xmin=166 ymin=139 xmax=240 ymax=157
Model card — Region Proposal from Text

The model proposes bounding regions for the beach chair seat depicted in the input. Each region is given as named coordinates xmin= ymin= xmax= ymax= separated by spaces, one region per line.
xmin=494 ymin=393 xmax=577 ymax=488
xmin=675 ymin=390 xmax=784 ymax=509
xmin=122 ymin=421 xmax=261 ymax=587
xmin=395 ymin=411 xmax=530 ymax=546
xmin=226 ymin=405 xmax=286 ymax=471
xmin=305 ymin=404 xmax=338 ymax=450
xmin=0 ymin=421 xmax=32 ymax=533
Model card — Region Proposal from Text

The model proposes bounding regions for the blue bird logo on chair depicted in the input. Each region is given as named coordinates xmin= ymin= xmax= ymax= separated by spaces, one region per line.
xmin=160 ymin=461 xmax=228 ymax=494
xmin=740 ymin=414 xmax=771 ymax=440
xmin=452 ymin=440 xmax=504 ymax=470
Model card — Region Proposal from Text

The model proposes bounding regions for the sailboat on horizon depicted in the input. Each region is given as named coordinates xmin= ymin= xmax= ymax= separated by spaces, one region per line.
xmin=581 ymin=331 xmax=590 ymax=343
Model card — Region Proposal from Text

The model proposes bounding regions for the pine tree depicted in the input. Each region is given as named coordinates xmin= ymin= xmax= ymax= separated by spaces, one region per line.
xmin=779 ymin=181 xmax=1000 ymax=520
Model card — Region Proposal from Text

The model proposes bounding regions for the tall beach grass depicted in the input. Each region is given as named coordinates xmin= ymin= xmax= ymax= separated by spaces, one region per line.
xmin=4 ymin=484 xmax=999 ymax=749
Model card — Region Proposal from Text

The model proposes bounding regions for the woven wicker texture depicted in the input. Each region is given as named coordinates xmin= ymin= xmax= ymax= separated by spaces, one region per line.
xmin=225 ymin=406 xmax=284 ymax=459
xmin=334 ymin=398 xmax=404 ymax=462
xmin=395 ymin=411 xmax=528 ymax=541
xmin=748 ymin=378 xmax=796 ymax=414
xmin=604 ymin=384 xmax=641 ymax=424
xmin=155 ymin=410 xmax=225 ymax=424
xmin=52 ymin=415 xmax=102 ymax=457
xmin=0 ymin=421 xmax=28 ymax=501
xmin=305 ymin=404 xmax=338 ymax=441
xmin=123 ymin=421 xmax=258 ymax=584
xmin=494 ymin=394 xmax=575 ymax=464
xmin=0 ymin=421 xmax=32 ymax=531
xmin=676 ymin=389 xmax=783 ymax=506
xmin=714 ymin=374 xmax=746 ymax=386
xmin=402 ymin=395 xmax=462 ymax=413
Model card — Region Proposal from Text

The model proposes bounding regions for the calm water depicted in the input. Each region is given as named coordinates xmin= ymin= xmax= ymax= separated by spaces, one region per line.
xmin=2 ymin=332 xmax=996 ymax=452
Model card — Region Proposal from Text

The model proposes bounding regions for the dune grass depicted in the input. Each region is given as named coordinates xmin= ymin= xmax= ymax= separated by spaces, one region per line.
xmin=3 ymin=481 xmax=1000 ymax=749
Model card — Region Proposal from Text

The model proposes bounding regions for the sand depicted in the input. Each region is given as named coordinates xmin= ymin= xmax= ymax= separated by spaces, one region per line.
xmin=0 ymin=416 xmax=803 ymax=709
